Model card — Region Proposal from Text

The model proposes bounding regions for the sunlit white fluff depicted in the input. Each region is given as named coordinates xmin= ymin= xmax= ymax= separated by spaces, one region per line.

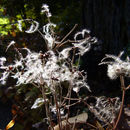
xmin=59 ymin=47 xmax=72 ymax=59
xmin=99 ymin=52 xmax=130 ymax=79
xmin=18 ymin=19 xmax=39 ymax=33
xmin=74 ymin=29 xmax=90 ymax=40
xmin=0 ymin=4 xmax=97 ymax=94
xmin=6 ymin=41 xmax=15 ymax=52
xmin=0 ymin=47 xmax=90 ymax=93
xmin=0 ymin=57 xmax=6 ymax=66
xmin=43 ymin=23 xmax=56 ymax=49
xmin=73 ymin=29 xmax=97 ymax=55
xmin=41 ymin=4 xmax=52 ymax=17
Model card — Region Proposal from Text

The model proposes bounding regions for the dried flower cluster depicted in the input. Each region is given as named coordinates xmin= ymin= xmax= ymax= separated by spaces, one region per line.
xmin=41 ymin=4 xmax=52 ymax=17
xmin=0 ymin=4 xmax=97 ymax=94
xmin=89 ymin=96 xmax=121 ymax=123
xmin=0 ymin=48 xmax=90 ymax=93
xmin=99 ymin=52 xmax=130 ymax=79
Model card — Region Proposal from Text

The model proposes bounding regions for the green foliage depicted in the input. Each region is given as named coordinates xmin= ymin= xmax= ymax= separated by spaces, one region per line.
xmin=0 ymin=7 xmax=11 ymax=35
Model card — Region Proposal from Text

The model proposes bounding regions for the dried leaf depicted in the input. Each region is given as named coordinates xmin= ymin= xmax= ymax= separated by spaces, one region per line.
xmin=54 ymin=112 xmax=88 ymax=130
xmin=12 ymin=31 xmax=16 ymax=37
xmin=68 ymin=112 xmax=88 ymax=123
xmin=6 ymin=119 xmax=15 ymax=130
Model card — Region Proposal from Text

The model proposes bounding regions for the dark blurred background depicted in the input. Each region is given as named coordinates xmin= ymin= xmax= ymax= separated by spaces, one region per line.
xmin=0 ymin=0 xmax=129 ymax=129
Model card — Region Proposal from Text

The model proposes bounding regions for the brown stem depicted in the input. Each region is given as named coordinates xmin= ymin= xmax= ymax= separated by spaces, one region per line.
xmin=65 ymin=100 xmax=80 ymax=108
xmin=63 ymin=97 xmax=80 ymax=101
xmin=113 ymin=75 xmax=125 ymax=130
xmin=54 ymin=92 xmax=62 ymax=130
xmin=60 ymin=24 xmax=78 ymax=43
xmin=65 ymin=83 xmax=73 ymax=130
xmin=42 ymin=86 xmax=54 ymax=130
xmin=86 ymin=122 xmax=97 ymax=129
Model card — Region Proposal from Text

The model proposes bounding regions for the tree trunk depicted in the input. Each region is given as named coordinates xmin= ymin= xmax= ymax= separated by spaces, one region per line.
xmin=82 ymin=0 xmax=129 ymax=55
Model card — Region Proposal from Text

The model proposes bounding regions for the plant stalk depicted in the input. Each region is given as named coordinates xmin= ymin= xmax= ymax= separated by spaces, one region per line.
xmin=54 ymin=92 xmax=62 ymax=130
xmin=42 ymin=86 xmax=54 ymax=130
xmin=113 ymin=75 xmax=125 ymax=130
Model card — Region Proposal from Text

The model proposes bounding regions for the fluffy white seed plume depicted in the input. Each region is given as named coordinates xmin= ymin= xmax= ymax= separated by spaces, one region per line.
xmin=41 ymin=4 xmax=52 ymax=17
xmin=43 ymin=23 xmax=56 ymax=49
xmin=89 ymin=96 xmax=120 ymax=123
xmin=73 ymin=80 xmax=90 ymax=93
xmin=6 ymin=41 xmax=15 ymax=52
xmin=0 ymin=57 xmax=6 ymax=66
xmin=0 ymin=41 xmax=91 ymax=93
xmin=0 ymin=57 xmax=13 ymax=85
xmin=74 ymin=29 xmax=90 ymax=40
xmin=0 ymin=71 xmax=9 ymax=85
xmin=99 ymin=52 xmax=130 ymax=79
xmin=0 ymin=47 xmax=90 ymax=93
xmin=73 ymin=29 xmax=97 ymax=55
xmin=59 ymin=47 xmax=72 ymax=59
xmin=18 ymin=20 xmax=22 ymax=32
xmin=18 ymin=19 xmax=39 ymax=33
xmin=43 ymin=23 xmax=56 ymax=33
xmin=0 ymin=3 xmax=95 ymax=95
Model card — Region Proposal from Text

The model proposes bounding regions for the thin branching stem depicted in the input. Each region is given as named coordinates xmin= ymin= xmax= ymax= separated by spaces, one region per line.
xmin=126 ymin=85 xmax=130 ymax=90
xmin=60 ymin=24 xmax=78 ymax=43
xmin=63 ymin=97 xmax=80 ymax=101
xmin=53 ymin=89 xmax=62 ymax=130
xmin=41 ymin=86 xmax=54 ymax=130
xmin=64 ymin=100 xmax=80 ymax=108
xmin=65 ymin=82 xmax=73 ymax=130
xmin=72 ymin=110 xmax=80 ymax=130
xmin=113 ymin=75 xmax=125 ymax=130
